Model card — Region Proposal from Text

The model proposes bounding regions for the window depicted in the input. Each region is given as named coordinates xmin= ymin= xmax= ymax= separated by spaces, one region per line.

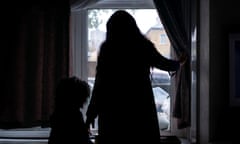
xmin=160 ymin=34 xmax=167 ymax=44
xmin=83 ymin=8 xmax=174 ymax=134
xmin=70 ymin=0 xmax=188 ymax=138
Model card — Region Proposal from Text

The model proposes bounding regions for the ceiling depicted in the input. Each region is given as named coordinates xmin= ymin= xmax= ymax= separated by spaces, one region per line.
xmin=71 ymin=0 xmax=155 ymax=11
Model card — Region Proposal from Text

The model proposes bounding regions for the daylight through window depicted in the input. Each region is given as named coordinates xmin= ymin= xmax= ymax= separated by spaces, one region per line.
xmin=86 ymin=9 xmax=172 ymax=133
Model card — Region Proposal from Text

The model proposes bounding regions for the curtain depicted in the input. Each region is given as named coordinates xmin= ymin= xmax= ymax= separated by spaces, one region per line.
xmin=1 ymin=0 xmax=70 ymax=128
xmin=153 ymin=0 xmax=191 ymax=129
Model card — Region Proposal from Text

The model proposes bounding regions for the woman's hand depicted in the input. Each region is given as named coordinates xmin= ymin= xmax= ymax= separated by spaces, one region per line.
xmin=86 ymin=118 xmax=95 ymax=129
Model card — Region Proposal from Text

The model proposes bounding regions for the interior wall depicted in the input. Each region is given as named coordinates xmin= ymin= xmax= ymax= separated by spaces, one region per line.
xmin=199 ymin=0 xmax=210 ymax=143
xmin=209 ymin=0 xmax=240 ymax=142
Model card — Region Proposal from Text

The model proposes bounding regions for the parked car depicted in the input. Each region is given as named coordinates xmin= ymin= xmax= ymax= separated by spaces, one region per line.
xmin=87 ymin=70 xmax=171 ymax=131
xmin=152 ymin=86 xmax=170 ymax=130
xmin=150 ymin=69 xmax=170 ymax=86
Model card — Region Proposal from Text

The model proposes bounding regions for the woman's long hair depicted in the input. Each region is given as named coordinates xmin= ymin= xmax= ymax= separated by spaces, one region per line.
xmin=97 ymin=10 xmax=154 ymax=70
xmin=106 ymin=10 xmax=143 ymax=42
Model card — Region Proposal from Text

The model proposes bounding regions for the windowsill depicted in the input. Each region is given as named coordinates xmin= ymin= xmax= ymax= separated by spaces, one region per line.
xmin=0 ymin=138 xmax=48 ymax=144
xmin=0 ymin=128 xmax=50 ymax=139
xmin=179 ymin=138 xmax=191 ymax=144
xmin=0 ymin=131 xmax=190 ymax=144
xmin=0 ymin=138 xmax=190 ymax=144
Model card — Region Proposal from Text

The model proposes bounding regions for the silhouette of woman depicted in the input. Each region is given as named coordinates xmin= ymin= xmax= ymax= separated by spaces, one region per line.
xmin=86 ymin=10 xmax=185 ymax=144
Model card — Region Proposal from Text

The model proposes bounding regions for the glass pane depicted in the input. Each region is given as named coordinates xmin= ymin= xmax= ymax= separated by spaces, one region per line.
xmin=87 ymin=9 xmax=171 ymax=133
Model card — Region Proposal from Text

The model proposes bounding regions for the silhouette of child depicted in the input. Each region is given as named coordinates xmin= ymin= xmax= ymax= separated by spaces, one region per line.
xmin=48 ymin=76 xmax=93 ymax=144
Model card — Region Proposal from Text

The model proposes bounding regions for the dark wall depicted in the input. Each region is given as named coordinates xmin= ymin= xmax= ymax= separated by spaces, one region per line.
xmin=209 ymin=0 xmax=240 ymax=142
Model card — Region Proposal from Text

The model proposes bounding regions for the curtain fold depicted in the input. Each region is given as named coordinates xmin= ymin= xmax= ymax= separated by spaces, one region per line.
xmin=153 ymin=0 xmax=191 ymax=129
xmin=1 ymin=1 xmax=70 ymax=128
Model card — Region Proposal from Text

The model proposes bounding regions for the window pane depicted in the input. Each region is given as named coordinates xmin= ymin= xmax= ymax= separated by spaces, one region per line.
xmin=87 ymin=9 xmax=171 ymax=133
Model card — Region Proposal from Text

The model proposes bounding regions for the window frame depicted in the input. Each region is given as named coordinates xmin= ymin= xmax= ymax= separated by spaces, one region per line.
xmin=70 ymin=5 xmax=188 ymax=138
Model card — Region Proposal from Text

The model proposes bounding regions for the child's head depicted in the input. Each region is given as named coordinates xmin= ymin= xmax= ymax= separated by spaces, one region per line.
xmin=55 ymin=76 xmax=91 ymax=109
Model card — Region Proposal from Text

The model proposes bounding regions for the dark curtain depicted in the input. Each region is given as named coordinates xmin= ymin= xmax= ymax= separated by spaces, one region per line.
xmin=1 ymin=0 xmax=70 ymax=128
xmin=153 ymin=0 xmax=191 ymax=129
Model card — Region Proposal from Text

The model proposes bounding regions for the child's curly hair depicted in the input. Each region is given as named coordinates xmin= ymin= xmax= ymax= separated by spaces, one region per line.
xmin=55 ymin=76 xmax=90 ymax=109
